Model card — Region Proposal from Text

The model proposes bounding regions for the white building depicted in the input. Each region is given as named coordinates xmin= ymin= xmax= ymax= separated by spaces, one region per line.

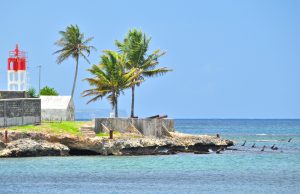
xmin=40 ymin=96 xmax=75 ymax=121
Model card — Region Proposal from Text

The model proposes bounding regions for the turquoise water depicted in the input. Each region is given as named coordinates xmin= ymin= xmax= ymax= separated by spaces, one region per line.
xmin=0 ymin=119 xmax=300 ymax=194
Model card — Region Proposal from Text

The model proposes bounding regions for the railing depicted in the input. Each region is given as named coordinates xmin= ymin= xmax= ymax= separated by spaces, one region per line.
xmin=9 ymin=51 xmax=27 ymax=58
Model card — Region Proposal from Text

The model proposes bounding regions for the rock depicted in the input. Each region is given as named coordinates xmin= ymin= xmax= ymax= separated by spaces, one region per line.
xmin=194 ymin=151 xmax=210 ymax=154
xmin=0 ymin=138 xmax=69 ymax=157
xmin=0 ymin=140 xmax=5 ymax=150
xmin=0 ymin=130 xmax=235 ymax=157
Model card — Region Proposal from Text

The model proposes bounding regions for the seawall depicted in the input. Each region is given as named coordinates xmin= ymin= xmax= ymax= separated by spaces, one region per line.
xmin=95 ymin=118 xmax=175 ymax=137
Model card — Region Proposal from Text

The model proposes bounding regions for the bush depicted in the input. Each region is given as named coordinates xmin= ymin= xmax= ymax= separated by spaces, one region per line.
xmin=27 ymin=87 xmax=38 ymax=98
xmin=40 ymin=86 xmax=59 ymax=96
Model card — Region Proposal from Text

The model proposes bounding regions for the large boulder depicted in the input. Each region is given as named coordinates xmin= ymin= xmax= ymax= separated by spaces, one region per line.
xmin=0 ymin=138 xmax=69 ymax=157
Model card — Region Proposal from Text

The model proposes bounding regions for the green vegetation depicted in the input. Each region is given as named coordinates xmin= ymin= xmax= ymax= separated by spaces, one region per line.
xmin=82 ymin=51 xmax=139 ymax=117
xmin=96 ymin=131 xmax=121 ymax=137
xmin=27 ymin=87 xmax=38 ymax=98
xmin=54 ymin=24 xmax=95 ymax=99
xmin=82 ymin=28 xmax=171 ymax=118
xmin=115 ymin=29 xmax=172 ymax=117
xmin=40 ymin=86 xmax=59 ymax=96
xmin=8 ymin=121 xmax=85 ymax=136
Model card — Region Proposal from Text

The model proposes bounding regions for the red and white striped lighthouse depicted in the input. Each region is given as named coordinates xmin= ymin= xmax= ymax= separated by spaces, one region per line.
xmin=7 ymin=44 xmax=27 ymax=91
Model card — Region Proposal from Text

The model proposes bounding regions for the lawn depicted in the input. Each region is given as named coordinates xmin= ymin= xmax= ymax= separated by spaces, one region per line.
xmin=6 ymin=121 xmax=87 ymax=136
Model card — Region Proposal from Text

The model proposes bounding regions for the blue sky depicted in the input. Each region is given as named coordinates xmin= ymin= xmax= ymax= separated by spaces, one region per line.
xmin=0 ymin=0 xmax=299 ymax=118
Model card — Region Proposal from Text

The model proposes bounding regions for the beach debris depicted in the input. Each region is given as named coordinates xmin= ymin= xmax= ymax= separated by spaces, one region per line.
xmin=251 ymin=143 xmax=256 ymax=148
xmin=241 ymin=140 xmax=246 ymax=146
xmin=288 ymin=138 xmax=292 ymax=142
xmin=261 ymin=145 xmax=266 ymax=151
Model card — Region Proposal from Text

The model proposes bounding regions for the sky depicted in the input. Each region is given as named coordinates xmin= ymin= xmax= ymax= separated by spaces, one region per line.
xmin=0 ymin=0 xmax=299 ymax=119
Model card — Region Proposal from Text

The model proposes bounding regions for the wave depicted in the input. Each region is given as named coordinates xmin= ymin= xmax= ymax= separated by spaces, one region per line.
xmin=255 ymin=140 xmax=280 ymax=142
xmin=256 ymin=134 xmax=268 ymax=136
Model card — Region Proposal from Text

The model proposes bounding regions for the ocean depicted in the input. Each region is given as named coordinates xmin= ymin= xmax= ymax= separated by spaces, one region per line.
xmin=0 ymin=119 xmax=299 ymax=194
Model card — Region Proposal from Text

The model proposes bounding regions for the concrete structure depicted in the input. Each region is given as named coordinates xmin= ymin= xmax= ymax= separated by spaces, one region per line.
xmin=40 ymin=96 xmax=75 ymax=121
xmin=0 ymin=98 xmax=41 ymax=127
xmin=7 ymin=44 xmax=27 ymax=91
xmin=0 ymin=91 xmax=27 ymax=99
xmin=95 ymin=118 xmax=175 ymax=137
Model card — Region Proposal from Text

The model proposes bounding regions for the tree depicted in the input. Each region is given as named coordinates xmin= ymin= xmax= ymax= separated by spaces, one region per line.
xmin=115 ymin=29 xmax=172 ymax=117
xmin=54 ymin=24 xmax=95 ymax=99
xmin=82 ymin=50 xmax=139 ymax=117
xmin=27 ymin=87 xmax=38 ymax=98
xmin=40 ymin=86 xmax=59 ymax=96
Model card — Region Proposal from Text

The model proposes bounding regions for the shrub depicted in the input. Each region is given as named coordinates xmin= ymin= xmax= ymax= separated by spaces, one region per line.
xmin=27 ymin=87 xmax=38 ymax=98
xmin=40 ymin=86 xmax=59 ymax=96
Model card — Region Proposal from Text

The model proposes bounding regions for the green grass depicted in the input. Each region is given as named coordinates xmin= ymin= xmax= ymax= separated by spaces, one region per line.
xmin=96 ymin=131 xmax=121 ymax=137
xmin=7 ymin=121 xmax=86 ymax=136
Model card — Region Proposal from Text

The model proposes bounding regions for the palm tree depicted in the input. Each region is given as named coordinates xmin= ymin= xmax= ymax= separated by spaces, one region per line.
xmin=54 ymin=24 xmax=95 ymax=99
xmin=82 ymin=50 xmax=139 ymax=117
xmin=115 ymin=29 xmax=172 ymax=118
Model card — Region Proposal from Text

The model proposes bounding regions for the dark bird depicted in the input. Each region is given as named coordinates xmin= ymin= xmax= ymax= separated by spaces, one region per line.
xmin=288 ymin=138 xmax=292 ymax=142
xmin=241 ymin=140 xmax=246 ymax=146
xmin=271 ymin=144 xmax=275 ymax=149
xmin=261 ymin=145 xmax=266 ymax=151
xmin=251 ymin=143 xmax=256 ymax=148
xmin=271 ymin=144 xmax=278 ymax=150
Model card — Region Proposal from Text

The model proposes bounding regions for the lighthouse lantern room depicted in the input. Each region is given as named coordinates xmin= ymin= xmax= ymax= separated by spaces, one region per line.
xmin=7 ymin=44 xmax=27 ymax=91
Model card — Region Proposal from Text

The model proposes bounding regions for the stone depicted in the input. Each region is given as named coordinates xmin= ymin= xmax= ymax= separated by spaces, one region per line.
xmin=0 ymin=140 xmax=5 ymax=150
xmin=0 ymin=130 xmax=235 ymax=157
xmin=0 ymin=138 xmax=69 ymax=157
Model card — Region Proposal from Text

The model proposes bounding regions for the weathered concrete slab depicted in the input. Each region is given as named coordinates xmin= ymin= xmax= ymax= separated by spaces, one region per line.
xmin=94 ymin=118 xmax=175 ymax=137
xmin=0 ymin=98 xmax=41 ymax=127
xmin=0 ymin=91 xmax=27 ymax=99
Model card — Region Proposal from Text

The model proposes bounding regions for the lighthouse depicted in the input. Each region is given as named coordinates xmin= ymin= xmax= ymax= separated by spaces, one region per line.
xmin=7 ymin=44 xmax=27 ymax=91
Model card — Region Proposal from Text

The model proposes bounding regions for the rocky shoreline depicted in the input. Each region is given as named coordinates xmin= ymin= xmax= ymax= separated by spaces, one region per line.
xmin=0 ymin=131 xmax=234 ymax=157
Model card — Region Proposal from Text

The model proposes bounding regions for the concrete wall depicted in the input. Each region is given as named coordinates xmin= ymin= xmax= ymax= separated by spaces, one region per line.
xmin=0 ymin=98 xmax=41 ymax=127
xmin=41 ymin=96 xmax=75 ymax=121
xmin=94 ymin=118 xmax=175 ymax=137
xmin=41 ymin=108 xmax=74 ymax=121
xmin=0 ymin=91 xmax=27 ymax=99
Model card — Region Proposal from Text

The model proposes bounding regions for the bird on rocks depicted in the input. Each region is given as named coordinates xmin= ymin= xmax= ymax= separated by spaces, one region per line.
xmin=241 ymin=140 xmax=246 ymax=146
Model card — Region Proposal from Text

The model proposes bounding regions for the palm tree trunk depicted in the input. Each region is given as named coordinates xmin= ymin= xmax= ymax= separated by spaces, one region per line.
xmin=71 ymin=56 xmax=79 ymax=99
xmin=130 ymin=85 xmax=135 ymax=118
xmin=115 ymin=96 xmax=118 ymax=118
